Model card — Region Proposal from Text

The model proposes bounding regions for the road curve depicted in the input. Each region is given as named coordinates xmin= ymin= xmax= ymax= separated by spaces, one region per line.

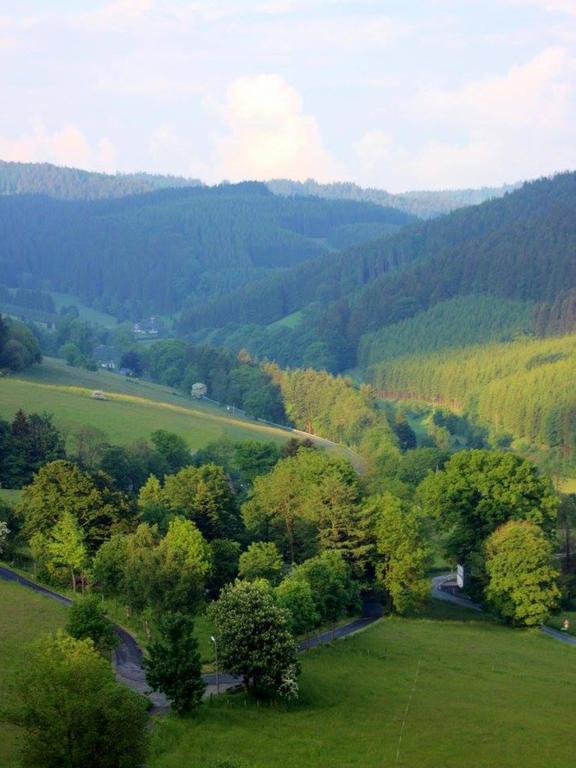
xmin=0 ymin=565 xmax=382 ymax=711
xmin=431 ymin=573 xmax=576 ymax=646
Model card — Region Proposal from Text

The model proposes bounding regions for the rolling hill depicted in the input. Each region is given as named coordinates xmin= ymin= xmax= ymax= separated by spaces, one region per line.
xmin=267 ymin=177 xmax=518 ymax=219
xmin=1 ymin=160 xmax=515 ymax=218
xmin=0 ymin=159 xmax=201 ymax=200
xmin=368 ymin=333 xmax=576 ymax=467
xmin=184 ymin=172 xmax=576 ymax=362
xmin=0 ymin=357 xmax=293 ymax=451
xmin=0 ymin=182 xmax=414 ymax=319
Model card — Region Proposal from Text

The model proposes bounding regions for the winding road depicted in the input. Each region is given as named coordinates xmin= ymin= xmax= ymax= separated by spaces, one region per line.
xmin=0 ymin=565 xmax=382 ymax=711
xmin=6 ymin=564 xmax=571 ymax=713
xmin=432 ymin=573 xmax=576 ymax=646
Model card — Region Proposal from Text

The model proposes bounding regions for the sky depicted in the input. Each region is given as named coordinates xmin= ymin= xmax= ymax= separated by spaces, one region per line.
xmin=1 ymin=0 xmax=575 ymax=191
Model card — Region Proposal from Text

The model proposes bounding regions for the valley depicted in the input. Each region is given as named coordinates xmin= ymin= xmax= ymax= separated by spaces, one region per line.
xmin=1 ymin=150 xmax=576 ymax=768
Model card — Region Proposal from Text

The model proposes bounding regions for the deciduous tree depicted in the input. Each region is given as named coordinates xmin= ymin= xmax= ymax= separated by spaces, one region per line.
xmin=152 ymin=518 xmax=211 ymax=613
xmin=209 ymin=580 xmax=299 ymax=699
xmin=374 ymin=493 xmax=430 ymax=614
xmin=66 ymin=596 xmax=117 ymax=654
xmin=14 ymin=633 xmax=148 ymax=768
xmin=484 ymin=520 xmax=560 ymax=626
xmin=47 ymin=511 xmax=87 ymax=592
xmin=239 ymin=541 xmax=283 ymax=584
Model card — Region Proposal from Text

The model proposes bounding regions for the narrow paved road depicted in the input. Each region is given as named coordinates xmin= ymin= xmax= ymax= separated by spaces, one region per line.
xmin=0 ymin=565 xmax=382 ymax=710
xmin=432 ymin=573 xmax=576 ymax=645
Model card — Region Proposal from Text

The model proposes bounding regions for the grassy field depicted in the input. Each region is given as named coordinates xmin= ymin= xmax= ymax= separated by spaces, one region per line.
xmin=0 ymin=489 xmax=22 ymax=506
xmin=50 ymin=291 xmax=119 ymax=329
xmin=2 ymin=571 xmax=575 ymax=768
xmin=0 ymin=579 xmax=67 ymax=768
xmin=0 ymin=358 xmax=290 ymax=451
xmin=150 ymin=602 xmax=576 ymax=768
xmin=269 ymin=310 xmax=303 ymax=329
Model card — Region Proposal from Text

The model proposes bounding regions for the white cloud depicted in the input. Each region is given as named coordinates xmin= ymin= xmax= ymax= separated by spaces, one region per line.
xmin=353 ymin=47 xmax=576 ymax=190
xmin=0 ymin=125 xmax=116 ymax=172
xmin=504 ymin=0 xmax=576 ymax=15
xmin=72 ymin=0 xmax=154 ymax=31
xmin=416 ymin=47 xmax=573 ymax=128
xmin=215 ymin=74 xmax=337 ymax=181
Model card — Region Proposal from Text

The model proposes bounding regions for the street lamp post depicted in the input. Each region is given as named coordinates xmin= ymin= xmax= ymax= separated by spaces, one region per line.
xmin=210 ymin=635 xmax=220 ymax=695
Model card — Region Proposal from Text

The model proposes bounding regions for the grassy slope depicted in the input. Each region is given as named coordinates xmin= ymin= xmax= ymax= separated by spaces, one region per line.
xmin=269 ymin=310 xmax=304 ymax=329
xmin=0 ymin=580 xmax=67 ymax=767
xmin=151 ymin=603 xmax=576 ymax=768
xmin=0 ymin=358 xmax=290 ymax=451
xmin=50 ymin=291 xmax=119 ymax=328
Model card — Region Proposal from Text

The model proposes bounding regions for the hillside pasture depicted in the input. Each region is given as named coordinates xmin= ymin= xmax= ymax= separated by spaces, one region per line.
xmin=0 ymin=579 xmax=67 ymax=767
xmin=0 ymin=358 xmax=290 ymax=451
xmin=151 ymin=602 xmax=576 ymax=768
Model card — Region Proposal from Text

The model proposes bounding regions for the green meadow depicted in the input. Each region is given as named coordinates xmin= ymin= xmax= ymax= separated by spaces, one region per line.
xmin=2 ymin=576 xmax=575 ymax=768
xmin=50 ymin=292 xmax=119 ymax=329
xmin=0 ymin=358 xmax=290 ymax=452
xmin=151 ymin=602 xmax=576 ymax=768
xmin=0 ymin=580 xmax=68 ymax=768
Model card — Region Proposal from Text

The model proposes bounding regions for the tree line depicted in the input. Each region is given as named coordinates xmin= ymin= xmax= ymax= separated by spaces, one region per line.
xmin=0 ymin=158 xmax=201 ymax=199
xmin=266 ymin=365 xmax=404 ymax=463
xmin=0 ymin=314 xmax=41 ymax=372
xmin=368 ymin=333 xmax=576 ymax=467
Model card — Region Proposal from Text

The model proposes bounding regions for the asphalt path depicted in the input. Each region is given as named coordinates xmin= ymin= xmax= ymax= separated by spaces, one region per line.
xmin=0 ymin=565 xmax=382 ymax=711
xmin=432 ymin=573 xmax=576 ymax=645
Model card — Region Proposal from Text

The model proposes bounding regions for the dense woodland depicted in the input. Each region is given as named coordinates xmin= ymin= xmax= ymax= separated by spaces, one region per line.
xmin=183 ymin=173 xmax=576 ymax=367
xmin=358 ymin=296 xmax=535 ymax=367
xmin=141 ymin=341 xmax=287 ymax=423
xmin=369 ymin=334 xmax=576 ymax=467
xmin=0 ymin=182 xmax=413 ymax=319
xmin=1 ymin=160 xmax=508 ymax=217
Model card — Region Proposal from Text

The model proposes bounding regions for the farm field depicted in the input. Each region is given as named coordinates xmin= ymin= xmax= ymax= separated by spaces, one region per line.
xmin=150 ymin=602 xmax=576 ymax=768
xmin=0 ymin=579 xmax=68 ymax=768
xmin=0 ymin=358 xmax=291 ymax=451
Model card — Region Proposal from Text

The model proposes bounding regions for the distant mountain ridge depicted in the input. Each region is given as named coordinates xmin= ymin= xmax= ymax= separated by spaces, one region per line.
xmin=266 ymin=178 xmax=520 ymax=219
xmin=0 ymin=160 xmax=202 ymax=200
xmin=0 ymin=160 xmax=518 ymax=219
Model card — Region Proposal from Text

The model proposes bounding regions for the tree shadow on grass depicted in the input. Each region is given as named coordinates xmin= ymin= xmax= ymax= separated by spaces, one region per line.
xmin=407 ymin=600 xmax=499 ymax=625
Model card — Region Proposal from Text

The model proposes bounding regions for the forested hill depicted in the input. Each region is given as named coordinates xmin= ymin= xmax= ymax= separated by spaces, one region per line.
xmin=0 ymin=160 xmax=516 ymax=218
xmin=267 ymin=178 xmax=518 ymax=219
xmin=0 ymin=160 xmax=201 ymax=199
xmin=368 ymin=333 xmax=576 ymax=466
xmin=0 ymin=182 xmax=415 ymax=318
xmin=183 ymin=172 xmax=576 ymax=363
